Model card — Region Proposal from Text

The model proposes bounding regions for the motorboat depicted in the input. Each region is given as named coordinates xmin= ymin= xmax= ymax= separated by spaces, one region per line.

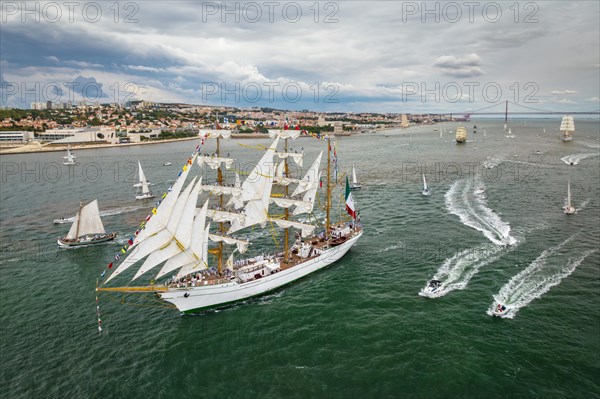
xmin=423 ymin=279 xmax=443 ymax=295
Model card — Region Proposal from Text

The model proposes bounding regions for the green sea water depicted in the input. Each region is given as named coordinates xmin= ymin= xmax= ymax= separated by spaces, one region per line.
xmin=1 ymin=119 xmax=599 ymax=398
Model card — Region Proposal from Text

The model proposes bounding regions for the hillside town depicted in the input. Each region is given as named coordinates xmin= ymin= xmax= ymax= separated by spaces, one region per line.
xmin=0 ymin=100 xmax=468 ymax=148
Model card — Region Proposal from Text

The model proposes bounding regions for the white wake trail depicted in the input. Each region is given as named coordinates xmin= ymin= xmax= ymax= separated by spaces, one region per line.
xmin=488 ymin=234 xmax=596 ymax=319
xmin=561 ymin=153 xmax=599 ymax=165
xmin=445 ymin=179 xmax=516 ymax=246
xmin=419 ymin=242 xmax=508 ymax=298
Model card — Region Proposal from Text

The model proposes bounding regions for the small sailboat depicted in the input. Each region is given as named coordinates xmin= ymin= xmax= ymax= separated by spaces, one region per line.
xmin=421 ymin=173 xmax=431 ymax=196
xmin=134 ymin=161 xmax=155 ymax=200
xmin=563 ymin=180 xmax=576 ymax=214
xmin=350 ymin=164 xmax=361 ymax=190
xmin=57 ymin=200 xmax=117 ymax=247
xmin=63 ymin=148 xmax=76 ymax=165
xmin=505 ymin=128 xmax=516 ymax=139
xmin=560 ymin=115 xmax=575 ymax=141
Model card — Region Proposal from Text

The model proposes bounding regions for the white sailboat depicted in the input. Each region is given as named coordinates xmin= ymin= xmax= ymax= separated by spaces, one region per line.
xmin=98 ymin=130 xmax=363 ymax=314
xmin=134 ymin=161 xmax=155 ymax=200
xmin=63 ymin=148 xmax=76 ymax=165
xmin=421 ymin=173 xmax=431 ymax=196
xmin=57 ymin=200 xmax=117 ymax=247
xmin=563 ymin=180 xmax=576 ymax=214
xmin=350 ymin=164 xmax=361 ymax=190
xmin=505 ymin=128 xmax=516 ymax=139
xmin=560 ymin=115 xmax=575 ymax=141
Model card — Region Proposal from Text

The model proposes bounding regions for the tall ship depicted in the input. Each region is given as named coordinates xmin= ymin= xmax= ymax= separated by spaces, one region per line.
xmin=455 ymin=127 xmax=467 ymax=143
xmin=560 ymin=115 xmax=575 ymax=141
xmin=98 ymin=130 xmax=363 ymax=314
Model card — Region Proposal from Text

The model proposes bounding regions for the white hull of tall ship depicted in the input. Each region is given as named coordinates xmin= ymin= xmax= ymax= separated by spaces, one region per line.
xmin=160 ymin=230 xmax=363 ymax=313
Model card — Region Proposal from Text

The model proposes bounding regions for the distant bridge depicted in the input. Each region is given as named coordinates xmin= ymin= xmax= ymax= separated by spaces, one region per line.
xmin=438 ymin=101 xmax=600 ymax=121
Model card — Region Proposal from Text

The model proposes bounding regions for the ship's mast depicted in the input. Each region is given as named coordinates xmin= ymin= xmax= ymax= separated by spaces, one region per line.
xmin=216 ymin=125 xmax=224 ymax=274
xmin=325 ymin=137 xmax=331 ymax=237
xmin=283 ymin=137 xmax=289 ymax=260
xmin=75 ymin=200 xmax=83 ymax=238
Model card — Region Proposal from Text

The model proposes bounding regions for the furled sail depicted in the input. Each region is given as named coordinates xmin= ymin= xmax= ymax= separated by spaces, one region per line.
xmin=228 ymin=137 xmax=279 ymax=233
xmin=206 ymin=209 xmax=245 ymax=224
xmin=66 ymin=200 xmax=105 ymax=239
xmin=208 ymin=234 xmax=250 ymax=254
xmin=197 ymin=155 xmax=235 ymax=170
xmin=269 ymin=129 xmax=301 ymax=140
xmin=272 ymin=219 xmax=316 ymax=238
xmin=270 ymin=197 xmax=312 ymax=211
xmin=200 ymin=183 xmax=242 ymax=197
xmin=200 ymin=129 xmax=232 ymax=140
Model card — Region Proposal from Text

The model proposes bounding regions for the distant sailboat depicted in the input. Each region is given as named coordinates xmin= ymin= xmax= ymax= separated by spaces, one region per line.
xmin=563 ymin=180 xmax=576 ymax=214
xmin=505 ymin=128 xmax=516 ymax=139
xmin=560 ymin=116 xmax=575 ymax=141
xmin=422 ymin=173 xmax=431 ymax=196
xmin=57 ymin=200 xmax=117 ymax=247
xmin=63 ymin=148 xmax=76 ymax=165
xmin=134 ymin=161 xmax=155 ymax=200
xmin=350 ymin=164 xmax=361 ymax=190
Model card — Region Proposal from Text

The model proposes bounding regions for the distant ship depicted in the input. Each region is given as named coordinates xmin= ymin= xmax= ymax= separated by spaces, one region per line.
xmin=560 ymin=115 xmax=575 ymax=142
xmin=455 ymin=127 xmax=467 ymax=143
xmin=350 ymin=164 xmax=361 ymax=190
xmin=134 ymin=161 xmax=155 ymax=200
xmin=563 ymin=180 xmax=576 ymax=214
xmin=63 ymin=148 xmax=76 ymax=165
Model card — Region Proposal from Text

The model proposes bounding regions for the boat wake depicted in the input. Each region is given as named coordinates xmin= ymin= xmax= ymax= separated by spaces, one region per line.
xmin=55 ymin=205 xmax=146 ymax=222
xmin=561 ymin=153 xmax=599 ymax=165
xmin=487 ymin=234 xmax=596 ymax=318
xmin=419 ymin=242 xmax=508 ymax=298
xmin=445 ymin=179 xmax=516 ymax=246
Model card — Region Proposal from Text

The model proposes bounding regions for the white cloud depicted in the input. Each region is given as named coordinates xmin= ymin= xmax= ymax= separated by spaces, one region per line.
xmin=551 ymin=90 xmax=577 ymax=95
xmin=433 ymin=54 xmax=484 ymax=78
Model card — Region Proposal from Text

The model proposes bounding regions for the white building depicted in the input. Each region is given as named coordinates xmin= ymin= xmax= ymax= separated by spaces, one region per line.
xmin=0 ymin=131 xmax=35 ymax=142
xmin=39 ymin=127 xmax=118 ymax=144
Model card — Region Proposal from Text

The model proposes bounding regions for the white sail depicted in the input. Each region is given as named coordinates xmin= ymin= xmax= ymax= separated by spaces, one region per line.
xmin=156 ymin=200 xmax=209 ymax=279
xmin=63 ymin=149 xmax=76 ymax=164
xmin=105 ymin=173 xmax=197 ymax=284
xmin=567 ymin=180 xmax=572 ymax=207
xmin=226 ymin=252 xmax=235 ymax=272
xmin=422 ymin=173 xmax=428 ymax=190
xmin=276 ymin=151 xmax=303 ymax=167
xmin=292 ymin=171 xmax=321 ymax=216
xmin=66 ymin=200 xmax=105 ymax=239
xmin=352 ymin=164 xmax=358 ymax=185
xmin=268 ymin=129 xmax=301 ymax=140
xmin=134 ymin=157 xmax=196 ymax=244
xmin=133 ymin=177 xmax=201 ymax=280
xmin=176 ymin=224 xmax=210 ymax=279
xmin=134 ymin=161 xmax=151 ymax=194
xmin=208 ymin=234 xmax=249 ymax=254
xmin=228 ymin=137 xmax=279 ymax=233
xmin=273 ymin=219 xmax=316 ymax=238
xmin=197 ymin=155 xmax=235 ymax=170
xmin=291 ymin=151 xmax=323 ymax=197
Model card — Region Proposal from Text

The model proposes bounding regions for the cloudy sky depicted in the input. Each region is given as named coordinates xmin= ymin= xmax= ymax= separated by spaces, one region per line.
xmin=1 ymin=1 xmax=599 ymax=113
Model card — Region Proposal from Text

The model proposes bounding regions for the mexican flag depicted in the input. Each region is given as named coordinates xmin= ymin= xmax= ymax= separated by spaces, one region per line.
xmin=345 ymin=175 xmax=356 ymax=219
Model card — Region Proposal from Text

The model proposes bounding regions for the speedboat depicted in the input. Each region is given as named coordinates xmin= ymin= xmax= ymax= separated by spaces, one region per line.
xmin=423 ymin=279 xmax=443 ymax=295
xmin=492 ymin=303 xmax=509 ymax=317
xmin=163 ymin=162 xmax=172 ymax=166
xmin=474 ymin=187 xmax=485 ymax=195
